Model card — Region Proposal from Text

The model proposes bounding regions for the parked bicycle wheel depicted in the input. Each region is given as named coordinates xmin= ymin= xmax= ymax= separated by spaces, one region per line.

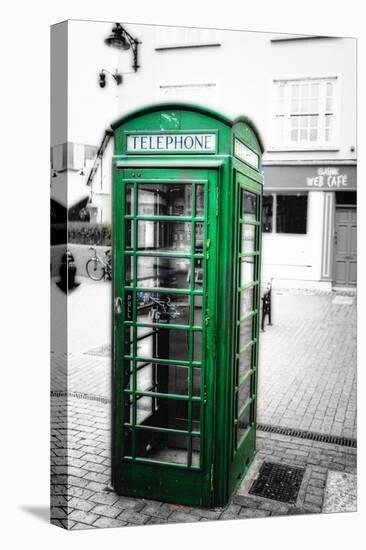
xmin=86 ymin=259 xmax=104 ymax=281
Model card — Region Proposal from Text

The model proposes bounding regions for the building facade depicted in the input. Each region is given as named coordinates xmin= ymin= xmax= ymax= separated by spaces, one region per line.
xmin=51 ymin=21 xmax=357 ymax=290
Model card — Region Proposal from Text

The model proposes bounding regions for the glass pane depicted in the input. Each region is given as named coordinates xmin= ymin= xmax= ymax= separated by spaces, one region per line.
xmin=137 ymin=291 xmax=190 ymax=325
xmin=125 ymin=184 xmax=134 ymax=215
xmin=291 ymin=129 xmax=298 ymax=142
xmin=300 ymin=129 xmax=307 ymax=140
xmin=138 ymin=183 xmax=192 ymax=217
xmin=191 ymin=438 xmax=200 ymax=467
xmin=276 ymin=116 xmax=284 ymax=141
xmin=136 ymin=361 xmax=154 ymax=392
xmin=193 ymin=258 xmax=204 ymax=288
xmin=125 ymin=326 xmax=133 ymax=355
xmin=134 ymin=362 xmax=201 ymax=398
xmin=238 ymin=318 xmax=253 ymax=351
xmin=195 ymin=185 xmax=205 ymax=217
xmin=239 ymin=288 xmax=254 ymax=318
xmin=311 ymin=83 xmax=319 ymax=97
xmin=136 ymin=329 xmax=154 ymax=358
xmin=277 ymin=195 xmax=308 ymax=234
xmin=241 ymin=224 xmax=256 ymax=253
xmin=137 ymin=395 xmax=153 ymax=424
xmin=242 ymin=191 xmax=257 ymax=219
xmin=135 ymin=430 xmax=188 ymax=465
xmin=310 ymin=129 xmax=318 ymax=141
xmin=238 ymin=346 xmax=253 ymax=382
xmin=137 ymin=256 xmax=190 ymax=289
xmin=237 ymin=406 xmax=251 ymax=444
xmin=125 ymin=220 xmax=133 ymax=250
xmin=193 ymin=331 xmax=202 ymax=362
xmin=194 ymin=295 xmax=203 ymax=327
xmin=237 ymin=378 xmax=251 ymax=413
xmin=125 ymin=256 xmax=133 ymax=285
xmin=195 ymin=222 xmax=204 ymax=252
xmin=136 ymin=327 xmax=190 ymax=362
xmin=137 ymin=221 xmax=192 ymax=253
xmin=240 ymin=257 xmax=255 ymax=286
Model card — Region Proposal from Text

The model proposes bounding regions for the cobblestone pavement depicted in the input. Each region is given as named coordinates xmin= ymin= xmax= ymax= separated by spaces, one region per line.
xmin=51 ymin=287 xmax=357 ymax=529
xmin=258 ymin=290 xmax=357 ymax=439
xmin=51 ymin=395 xmax=356 ymax=530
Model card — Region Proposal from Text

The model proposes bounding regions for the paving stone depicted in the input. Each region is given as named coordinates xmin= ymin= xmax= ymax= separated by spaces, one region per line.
xmin=116 ymin=509 xmax=150 ymax=525
xmin=68 ymin=509 xmax=100 ymax=525
xmin=90 ymin=504 xmax=124 ymax=519
xmin=93 ymin=517 xmax=128 ymax=529
xmin=67 ymin=497 xmax=96 ymax=512
xmin=238 ymin=507 xmax=271 ymax=518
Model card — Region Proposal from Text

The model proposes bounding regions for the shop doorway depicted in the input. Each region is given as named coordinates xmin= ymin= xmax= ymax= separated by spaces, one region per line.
xmin=333 ymin=192 xmax=356 ymax=287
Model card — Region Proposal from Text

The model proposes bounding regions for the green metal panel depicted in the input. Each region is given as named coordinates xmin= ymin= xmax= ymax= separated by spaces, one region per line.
xmin=111 ymin=103 xmax=263 ymax=507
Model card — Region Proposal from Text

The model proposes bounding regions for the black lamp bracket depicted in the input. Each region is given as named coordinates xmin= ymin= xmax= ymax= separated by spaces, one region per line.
xmin=120 ymin=25 xmax=141 ymax=72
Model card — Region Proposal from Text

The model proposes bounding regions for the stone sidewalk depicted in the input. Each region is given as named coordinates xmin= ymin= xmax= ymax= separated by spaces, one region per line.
xmin=51 ymin=287 xmax=357 ymax=529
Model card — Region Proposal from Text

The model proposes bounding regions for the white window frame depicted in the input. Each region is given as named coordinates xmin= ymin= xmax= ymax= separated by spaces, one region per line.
xmin=269 ymin=74 xmax=340 ymax=151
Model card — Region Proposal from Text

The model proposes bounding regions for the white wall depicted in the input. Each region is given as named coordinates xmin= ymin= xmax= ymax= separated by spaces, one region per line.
xmin=261 ymin=191 xmax=325 ymax=288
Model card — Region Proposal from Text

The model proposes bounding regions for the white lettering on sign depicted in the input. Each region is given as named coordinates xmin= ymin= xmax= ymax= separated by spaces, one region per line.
xmin=234 ymin=138 xmax=259 ymax=169
xmin=126 ymin=133 xmax=216 ymax=153
xmin=306 ymin=167 xmax=349 ymax=189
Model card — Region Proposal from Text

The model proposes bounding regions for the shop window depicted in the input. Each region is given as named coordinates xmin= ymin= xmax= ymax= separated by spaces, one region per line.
xmin=262 ymin=195 xmax=273 ymax=232
xmin=263 ymin=193 xmax=308 ymax=234
xmin=273 ymin=77 xmax=338 ymax=148
xmin=277 ymin=195 xmax=307 ymax=233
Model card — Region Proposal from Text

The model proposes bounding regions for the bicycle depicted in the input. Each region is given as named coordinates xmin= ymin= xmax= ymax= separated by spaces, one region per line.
xmin=86 ymin=246 xmax=112 ymax=281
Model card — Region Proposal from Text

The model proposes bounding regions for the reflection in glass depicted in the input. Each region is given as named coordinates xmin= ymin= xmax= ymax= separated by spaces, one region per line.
xmin=239 ymin=318 xmax=253 ymax=351
xmin=237 ymin=378 xmax=251 ymax=413
xmin=138 ymin=183 xmax=192 ymax=217
xmin=242 ymin=191 xmax=257 ymax=220
xmin=237 ymin=406 xmax=251 ymax=444
xmin=137 ymin=221 xmax=192 ymax=253
xmin=136 ymin=327 xmax=190 ymax=362
xmin=137 ymin=256 xmax=190 ymax=289
xmin=195 ymin=222 xmax=204 ymax=252
xmin=241 ymin=224 xmax=255 ymax=253
xmin=137 ymin=395 xmax=153 ymax=424
xmin=240 ymin=258 xmax=254 ymax=286
xmin=193 ymin=331 xmax=202 ymax=362
xmin=194 ymin=296 xmax=203 ymax=327
xmin=237 ymin=347 xmax=253 ymax=383
xmin=239 ymin=288 xmax=254 ymax=318
xmin=137 ymin=292 xmax=189 ymax=326
xmin=125 ymin=184 xmax=134 ymax=215
xmin=134 ymin=362 xmax=201 ymax=398
xmin=125 ymin=256 xmax=133 ymax=285
xmin=125 ymin=220 xmax=133 ymax=250
xmin=196 ymin=185 xmax=205 ymax=217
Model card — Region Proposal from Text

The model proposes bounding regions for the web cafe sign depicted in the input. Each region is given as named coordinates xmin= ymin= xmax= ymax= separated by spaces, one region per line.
xmin=126 ymin=133 xmax=216 ymax=153
xmin=306 ymin=167 xmax=349 ymax=189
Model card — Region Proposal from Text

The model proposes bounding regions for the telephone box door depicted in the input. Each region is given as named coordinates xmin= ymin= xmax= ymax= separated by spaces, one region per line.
xmin=112 ymin=167 xmax=218 ymax=506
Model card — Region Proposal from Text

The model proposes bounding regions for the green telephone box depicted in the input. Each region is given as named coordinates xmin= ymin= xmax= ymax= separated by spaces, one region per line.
xmin=111 ymin=103 xmax=263 ymax=507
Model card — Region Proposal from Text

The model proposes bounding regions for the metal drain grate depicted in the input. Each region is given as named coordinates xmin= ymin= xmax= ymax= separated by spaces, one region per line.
xmin=249 ymin=461 xmax=305 ymax=504
xmin=256 ymin=423 xmax=357 ymax=448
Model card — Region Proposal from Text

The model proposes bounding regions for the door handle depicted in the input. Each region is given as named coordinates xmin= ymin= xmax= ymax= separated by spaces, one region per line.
xmin=114 ymin=296 xmax=123 ymax=314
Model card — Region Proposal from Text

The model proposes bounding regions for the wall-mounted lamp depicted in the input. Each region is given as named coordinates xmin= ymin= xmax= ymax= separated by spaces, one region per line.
xmin=52 ymin=170 xmax=58 ymax=178
xmin=98 ymin=69 xmax=123 ymax=88
xmin=104 ymin=23 xmax=141 ymax=72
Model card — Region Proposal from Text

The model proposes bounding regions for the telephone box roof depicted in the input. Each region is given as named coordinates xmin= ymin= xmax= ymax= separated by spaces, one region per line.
xmin=110 ymin=102 xmax=264 ymax=152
